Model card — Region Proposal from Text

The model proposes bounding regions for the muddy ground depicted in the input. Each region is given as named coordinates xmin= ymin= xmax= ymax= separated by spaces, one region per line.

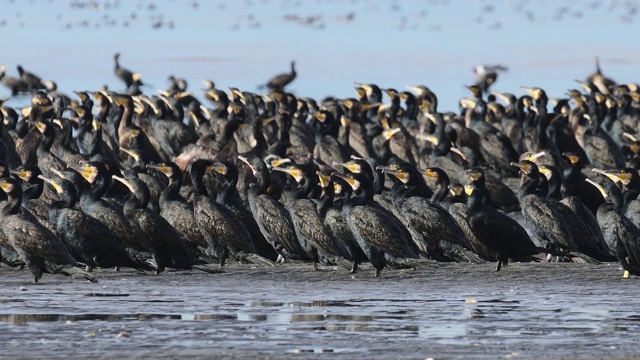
xmin=1 ymin=261 xmax=639 ymax=359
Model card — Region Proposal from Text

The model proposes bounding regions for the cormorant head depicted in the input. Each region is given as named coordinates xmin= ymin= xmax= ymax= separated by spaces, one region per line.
xmin=561 ymin=152 xmax=581 ymax=166
xmin=519 ymin=151 xmax=546 ymax=163
xmin=147 ymin=162 xmax=181 ymax=180
xmin=421 ymin=167 xmax=448 ymax=185
xmin=521 ymin=86 xmax=545 ymax=101
xmin=333 ymin=159 xmax=365 ymax=175
xmin=510 ymin=160 xmax=537 ymax=176
xmin=377 ymin=163 xmax=409 ymax=184
xmin=316 ymin=171 xmax=331 ymax=189
xmin=0 ymin=177 xmax=21 ymax=196
xmin=67 ymin=162 xmax=102 ymax=184
xmin=10 ymin=164 xmax=41 ymax=184
xmin=448 ymin=182 xmax=465 ymax=197
xmin=604 ymin=168 xmax=640 ymax=188
xmin=465 ymin=167 xmax=485 ymax=183
xmin=272 ymin=164 xmax=306 ymax=184
xmin=538 ymin=165 xmax=560 ymax=183
xmin=331 ymin=172 xmax=361 ymax=192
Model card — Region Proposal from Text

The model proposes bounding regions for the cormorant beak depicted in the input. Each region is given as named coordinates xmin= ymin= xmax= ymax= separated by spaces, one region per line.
xmin=272 ymin=166 xmax=304 ymax=183
xmin=204 ymin=89 xmax=219 ymax=102
xmin=9 ymin=168 xmax=29 ymax=181
xmin=175 ymin=91 xmax=192 ymax=100
xmin=623 ymin=133 xmax=638 ymax=142
xmin=316 ymin=171 xmax=330 ymax=188
xmin=538 ymin=166 xmax=551 ymax=179
xmin=382 ymin=127 xmax=401 ymax=141
xmin=269 ymin=157 xmax=291 ymax=168
xmin=50 ymin=168 xmax=69 ymax=180
xmin=68 ymin=163 xmax=97 ymax=183
xmin=112 ymin=175 xmax=133 ymax=192
xmin=237 ymin=155 xmax=257 ymax=175
xmin=510 ymin=161 xmax=530 ymax=174
xmin=333 ymin=161 xmax=360 ymax=173
xmin=575 ymin=79 xmax=591 ymax=93
xmin=450 ymin=147 xmax=466 ymax=160
xmin=339 ymin=115 xmax=351 ymax=128
xmin=331 ymin=172 xmax=360 ymax=191
xmin=379 ymin=166 xmax=409 ymax=184
xmin=147 ymin=163 xmax=169 ymax=175
xmin=521 ymin=86 xmax=541 ymax=100
xmin=561 ymin=152 xmax=580 ymax=165
xmin=522 ymin=151 xmax=546 ymax=162
xmin=465 ymin=169 xmax=482 ymax=181
xmin=211 ymin=163 xmax=228 ymax=175
xmin=37 ymin=174 xmax=63 ymax=194
xmin=492 ymin=92 xmax=509 ymax=104
xmin=585 ymin=178 xmax=607 ymax=199
xmin=423 ymin=112 xmax=437 ymax=123
xmin=406 ymin=86 xmax=422 ymax=95
xmin=120 ymin=148 xmax=140 ymax=162
xmin=592 ymin=168 xmax=619 ymax=183
xmin=448 ymin=184 xmax=463 ymax=196
xmin=464 ymin=185 xmax=474 ymax=195
xmin=418 ymin=134 xmax=438 ymax=145
xmin=459 ymin=98 xmax=476 ymax=109
xmin=420 ymin=168 xmax=438 ymax=181
xmin=0 ymin=179 xmax=14 ymax=193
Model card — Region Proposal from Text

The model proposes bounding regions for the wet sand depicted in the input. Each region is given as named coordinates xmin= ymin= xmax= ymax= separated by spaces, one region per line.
xmin=1 ymin=261 xmax=639 ymax=359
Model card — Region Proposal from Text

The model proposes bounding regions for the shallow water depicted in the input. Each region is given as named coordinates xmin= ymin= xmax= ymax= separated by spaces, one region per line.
xmin=2 ymin=262 xmax=639 ymax=359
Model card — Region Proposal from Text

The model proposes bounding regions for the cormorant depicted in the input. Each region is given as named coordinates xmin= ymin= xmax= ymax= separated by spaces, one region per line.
xmin=263 ymin=61 xmax=296 ymax=91
xmin=238 ymin=155 xmax=308 ymax=261
xmin=0 ymin=177 xmax=78 ymax=282
xmin=0 ymin=64 xmax=28 ymax=95
xmin=464 ymin=167 xmax=567 ymax=271
xmin=112 ymin=173 xmax=193 ymax=273
xmin=147 ymin=162 xmax=208 ymax=252
xmin=114 ymin=53 xmax=140 ymax=89
xmin=332 ymin=169 xmax=420 ymax=277
xmin=66 ymin=162 xmax=146 ymax=260
xmin=190 ymin=159 xmax=257 ymax=267
xmin=380 ymin=163 xmax=477 ymax=261
xmin=17 ymin=65 xmax=45 ymax=91
xmin=511 ymin=160 xmax=577 ymax=254
xmin=273 ymin=163 xmax=345 ymax=269
xmin=317 ymin=170 xmax=368 ymax=273
xmin=587 ymin=170 xmax=640 ymax=278
xmin=39 ymin=173 xmax=150 ymax=272
xmin=209 ymin=160 xmax=279 ymax=261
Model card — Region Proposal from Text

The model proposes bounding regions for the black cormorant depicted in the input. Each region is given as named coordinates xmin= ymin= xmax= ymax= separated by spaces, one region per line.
xmin=0 ymin=177 xmax=78 ymax=282
xmin=190 ymin=159 xmax=257 ymax=266
xmin=39 ymin=173 xmax=150 ymax=272
xmin=587 ymin=170 xmax=640 ymax=278
xmin=464 ymin=167 xmax=566 ymax=271
xmin=263 ymin=61 xmax=296 ymax=92
xmin=112 ymin=173 xmax=193 ymax=273
xmin=147 ymin=162 xmax=208 ymax=252
xmin=238 ymin=155 xmax=308 ymax=261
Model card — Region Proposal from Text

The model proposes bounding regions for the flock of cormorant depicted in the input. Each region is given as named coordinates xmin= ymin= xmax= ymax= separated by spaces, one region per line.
xmin=1 ymin=55 xmax=639 ymax=283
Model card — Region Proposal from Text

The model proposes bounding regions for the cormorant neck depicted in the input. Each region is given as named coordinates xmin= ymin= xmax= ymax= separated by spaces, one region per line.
xmin=161 ymin=175 xmax=183 ymax=204
xmin=23 ymin=180 xmax=43 ymax=200
xmin=431 ymin=178 xmax=449 ymax=203
xmin=518 ymin=172 xmax=540 ymax=199
xmin=1 ymin=190 xmax=22 ymax=215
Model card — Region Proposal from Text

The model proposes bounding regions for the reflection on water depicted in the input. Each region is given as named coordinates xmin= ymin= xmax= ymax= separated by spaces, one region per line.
xmin=0 ymin=313 xmax=236 ymax=326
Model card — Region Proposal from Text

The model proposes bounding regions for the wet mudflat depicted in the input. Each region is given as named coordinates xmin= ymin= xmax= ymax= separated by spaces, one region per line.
xmin=1 ymin=262 xmax=639 ymax=359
